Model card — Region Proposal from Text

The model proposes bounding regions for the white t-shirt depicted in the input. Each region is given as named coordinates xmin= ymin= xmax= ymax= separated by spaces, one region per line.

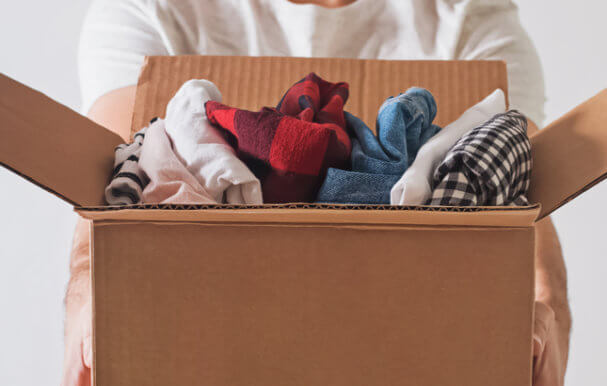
xmin=79 ymin=0 xmax=545 ymax=125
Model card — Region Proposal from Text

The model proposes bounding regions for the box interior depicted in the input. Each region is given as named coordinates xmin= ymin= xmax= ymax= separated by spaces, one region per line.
xmin=1 ymin=57 xmax=606 ymax=222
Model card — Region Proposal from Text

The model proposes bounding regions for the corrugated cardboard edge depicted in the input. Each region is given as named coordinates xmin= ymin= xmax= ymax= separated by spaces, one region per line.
xmin=527 ymin=229 xmax=537 ymax=384
xmin=529 ymin=89 xmax=607 ymax=219
xmin=77 ymin=204 xmax=541 ymax=227
xmin=89 ymin=220 xmax=97 ymax=386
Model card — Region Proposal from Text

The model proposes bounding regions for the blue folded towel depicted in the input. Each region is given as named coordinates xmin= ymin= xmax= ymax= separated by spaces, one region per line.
xmin=316 ymin=87 xmax=441 ymax=204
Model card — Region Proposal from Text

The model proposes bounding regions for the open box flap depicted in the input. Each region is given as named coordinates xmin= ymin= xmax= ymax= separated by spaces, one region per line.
xmin=528 ymin=89 xmax=607 ymax=220
xmin=0 ymin=73 xmax=123 ymax=206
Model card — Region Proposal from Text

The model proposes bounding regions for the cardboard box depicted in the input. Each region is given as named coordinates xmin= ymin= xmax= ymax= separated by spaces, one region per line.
xmin=1 ymin=56 xmax=606 ymax=386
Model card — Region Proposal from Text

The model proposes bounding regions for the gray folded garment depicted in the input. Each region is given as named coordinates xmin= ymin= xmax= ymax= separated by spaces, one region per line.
xmin=104 ymin=121 xmax=155 ymax=205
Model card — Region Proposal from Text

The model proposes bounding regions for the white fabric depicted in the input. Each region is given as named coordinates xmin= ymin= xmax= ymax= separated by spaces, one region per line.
xmin=79 ymin=0 xmax=545 ymax=126
xmin=164 ymin=79 xmax=263 ymax=204
xmin=139 ymin=118 xmax=217 ymax=204
xmin=390 ymin=89 xmax=507 ymax=206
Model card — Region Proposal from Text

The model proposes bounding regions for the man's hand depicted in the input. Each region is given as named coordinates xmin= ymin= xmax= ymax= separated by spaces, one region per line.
xmin=533 ymin=301 xmax=567 ymax=386
xmin=533 ymin=217 xmax=571 ymax=385
xmin=61 ymin=297 xmax=92 ymax=386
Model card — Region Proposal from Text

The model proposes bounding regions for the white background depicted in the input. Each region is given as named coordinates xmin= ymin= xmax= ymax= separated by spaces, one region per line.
xmin=0 ymin=1 xmax=605 ymax=385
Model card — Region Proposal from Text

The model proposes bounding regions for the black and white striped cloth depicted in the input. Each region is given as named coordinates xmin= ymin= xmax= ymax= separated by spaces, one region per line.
xmin=427 ymin=110 xmax=532 ymax=206
xmin=104 ymin=122 xmax=153 ymax=205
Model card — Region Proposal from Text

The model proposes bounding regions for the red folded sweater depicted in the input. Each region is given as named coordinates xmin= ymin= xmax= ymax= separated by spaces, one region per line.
xmin=205 ymin=73 xmax=351 ymax=203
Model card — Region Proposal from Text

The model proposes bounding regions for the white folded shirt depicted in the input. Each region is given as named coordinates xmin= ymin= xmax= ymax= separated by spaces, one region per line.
xmin=164 ymin=79 xmax=263 ymax=204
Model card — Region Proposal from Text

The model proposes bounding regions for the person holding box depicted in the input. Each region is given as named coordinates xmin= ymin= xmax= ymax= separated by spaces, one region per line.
xmin=63 ymin=1 xmax=569 ymax=385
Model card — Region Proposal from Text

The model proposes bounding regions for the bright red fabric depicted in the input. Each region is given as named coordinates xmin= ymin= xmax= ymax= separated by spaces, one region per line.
xmin=205 ymin=73 xmax=351 ymax=203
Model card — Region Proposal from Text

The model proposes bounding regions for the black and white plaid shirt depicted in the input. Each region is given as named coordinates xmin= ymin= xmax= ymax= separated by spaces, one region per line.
xmin=427 ymin=110 xmax=531 ymax=206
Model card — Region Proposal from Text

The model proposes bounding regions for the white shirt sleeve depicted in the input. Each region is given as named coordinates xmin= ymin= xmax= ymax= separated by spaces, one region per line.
xmin=455 ymin=0 xmax=546 ymax=127
xmin=78 ymin=0 xmax=170 ymax=114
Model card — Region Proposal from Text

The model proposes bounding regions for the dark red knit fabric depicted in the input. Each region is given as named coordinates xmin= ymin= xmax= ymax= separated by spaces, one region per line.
xmin=205 ymin=73 xmax=351 ymax=203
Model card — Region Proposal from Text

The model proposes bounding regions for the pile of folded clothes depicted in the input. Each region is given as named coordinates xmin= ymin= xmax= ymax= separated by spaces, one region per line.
xmin=105 ymin=73 xmax=532 ymax=207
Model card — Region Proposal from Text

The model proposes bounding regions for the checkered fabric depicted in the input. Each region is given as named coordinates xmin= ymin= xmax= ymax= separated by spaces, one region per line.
xmin=427 ymin=110 xmax=532 ymax=206
xmin=205 ymin=73 xmax=351 ymax=203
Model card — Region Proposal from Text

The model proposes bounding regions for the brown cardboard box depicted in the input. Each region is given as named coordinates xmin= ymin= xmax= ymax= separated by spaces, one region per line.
xmin=1 ymin=56 xmax=606 ymax=386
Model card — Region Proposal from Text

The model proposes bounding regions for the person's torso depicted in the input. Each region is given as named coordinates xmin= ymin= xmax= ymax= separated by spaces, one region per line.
xmin=149 ymin=0 xmax=471 ymax=60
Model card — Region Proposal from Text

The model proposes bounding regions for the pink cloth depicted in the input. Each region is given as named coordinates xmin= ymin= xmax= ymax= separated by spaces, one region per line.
xmin=139 ymin=119 xmax=216 ymax=204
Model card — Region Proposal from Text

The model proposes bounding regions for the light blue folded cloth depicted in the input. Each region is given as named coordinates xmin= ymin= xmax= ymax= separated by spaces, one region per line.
xmin=316 ymin=87 xmax=441 ymax=204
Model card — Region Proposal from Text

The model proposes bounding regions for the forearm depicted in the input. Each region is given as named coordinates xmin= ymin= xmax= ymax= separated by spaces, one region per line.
xmin=65 ymin=217 xmax=92 ymax=331
xmin=534 ymin=216 xmax=571 ymax=364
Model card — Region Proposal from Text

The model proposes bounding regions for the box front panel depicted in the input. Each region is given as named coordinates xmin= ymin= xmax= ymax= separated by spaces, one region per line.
xmin=93 ymin=222 xmax=533 ymax=386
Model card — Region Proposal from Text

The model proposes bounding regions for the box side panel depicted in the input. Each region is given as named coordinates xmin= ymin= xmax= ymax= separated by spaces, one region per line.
xmin=528 ymin=89 xmax=607 ymax=219
xmin=0 ymin=74 xmax=123 ymax=206
xmin=131 ymin=56 xmax=507 ymax=136
xmin=93 ymin=222 xmax=534 ymax=386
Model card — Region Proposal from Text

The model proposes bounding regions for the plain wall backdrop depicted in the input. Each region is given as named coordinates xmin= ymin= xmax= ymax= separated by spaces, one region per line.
xmin=0 ymin=1 xmax=605 ymax=385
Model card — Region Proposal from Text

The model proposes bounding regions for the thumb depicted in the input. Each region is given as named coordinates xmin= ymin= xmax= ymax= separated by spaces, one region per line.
xmin=533 ymin=301 xmax=555 ymax=357
xmin=533 ymin=333 xmax=544 ymax=357
xmin=80 ymin=298 xmax=93 ymax=369
xmin=82 ymin=333 xmax=92 ymax=368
